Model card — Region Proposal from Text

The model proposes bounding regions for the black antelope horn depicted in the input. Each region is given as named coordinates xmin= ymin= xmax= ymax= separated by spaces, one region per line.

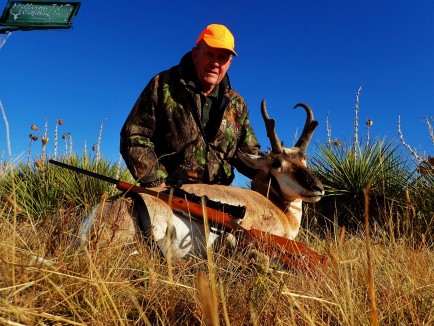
xmin=293 ymin=103 xmax=318 ymax=152
xmin=261 ymin=99 xmax=283 ymax=154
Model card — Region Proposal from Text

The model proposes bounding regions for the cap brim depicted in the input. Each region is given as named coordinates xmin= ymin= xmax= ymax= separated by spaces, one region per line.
xmin=203 ymin=38 xmax=237 ymax=56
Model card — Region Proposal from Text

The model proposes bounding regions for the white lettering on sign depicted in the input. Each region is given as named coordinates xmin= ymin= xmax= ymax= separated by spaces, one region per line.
xmin=9 ymin=3 xmax=74 ymax=23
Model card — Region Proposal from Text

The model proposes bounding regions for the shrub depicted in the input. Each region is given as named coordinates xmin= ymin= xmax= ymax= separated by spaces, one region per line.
xmin=310 ymin=138 xmax=414 ymax=234
xmin=0 ymin=155 xmax=133 ymax=224
xmin=406 ymin=157 xmax=434 ymax=243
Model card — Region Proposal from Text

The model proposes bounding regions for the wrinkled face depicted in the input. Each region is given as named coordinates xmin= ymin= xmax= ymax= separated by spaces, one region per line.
xmin=192 ymin=41 xmax=233 ymax=94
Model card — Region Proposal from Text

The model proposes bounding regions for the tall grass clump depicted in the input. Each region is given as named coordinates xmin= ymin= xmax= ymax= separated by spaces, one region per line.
xmin=1 ymin=114 xmax=134 ymax=225
xmin=409 ymin=161 xmax=434 ymax=243
xmin=398 ymin=115 xmax=434 ymax=243
xmin=311 ymin=138 xmax=413 ymax=232
xmin=0 ymin=155 xmax=133 ymax=225
xmin=309 ymin=86 xmax=418 ymax=239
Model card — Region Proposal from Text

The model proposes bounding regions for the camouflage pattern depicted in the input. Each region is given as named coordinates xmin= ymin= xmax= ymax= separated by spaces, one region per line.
xmin=120 ymin=52 xmax=260 ymax=186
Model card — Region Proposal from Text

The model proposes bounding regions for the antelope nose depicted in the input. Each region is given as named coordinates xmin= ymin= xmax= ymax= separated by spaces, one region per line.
xmin=312 ymin=182 xmax=324 ymax=194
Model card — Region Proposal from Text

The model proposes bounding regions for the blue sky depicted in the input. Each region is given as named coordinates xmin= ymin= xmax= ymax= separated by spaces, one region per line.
xmin=1 ymin=1 xmax=433 ymax=185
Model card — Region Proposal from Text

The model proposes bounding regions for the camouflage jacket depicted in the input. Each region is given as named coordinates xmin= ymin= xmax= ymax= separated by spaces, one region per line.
xmin=120 ymin=52 xmax=260 ymax=186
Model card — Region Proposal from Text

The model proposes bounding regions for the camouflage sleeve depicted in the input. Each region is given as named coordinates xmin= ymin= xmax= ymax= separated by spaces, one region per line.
xmin=230 ymin=100 xmax=262 ymax=179
xmin=238 ymin=113 xmax=260 ymax=155
xmin=120 ymin=77 xmax=167 ymax=186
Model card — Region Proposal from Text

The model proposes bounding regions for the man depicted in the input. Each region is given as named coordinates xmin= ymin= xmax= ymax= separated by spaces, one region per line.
xmin=120 ymin=24 xmax=260 ymax=188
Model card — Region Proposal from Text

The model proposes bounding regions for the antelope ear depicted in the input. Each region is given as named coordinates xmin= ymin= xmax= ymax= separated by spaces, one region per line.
xmin=236 ymin=152 xmax=268 ymax=171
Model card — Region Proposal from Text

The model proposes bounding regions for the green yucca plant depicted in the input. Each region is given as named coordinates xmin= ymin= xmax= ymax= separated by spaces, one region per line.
xmin=398 ymin=116 xmax=434 ymax=243
xmin=307 ymin=85 xmax=417 ymax=236
xmin=1 ymin=160 xmax=63 ymax=223
xmin=310 ymin=138 xmax=413 ymax=232
xmin=51 ymin=154 xmax=134 ymax=209
xmin=0 ymin=154 xmax=133 ymax=223
xmin=408 ymin=157 xmax=434 ymax=243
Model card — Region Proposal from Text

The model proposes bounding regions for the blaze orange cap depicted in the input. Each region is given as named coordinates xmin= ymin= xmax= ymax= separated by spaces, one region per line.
xmin=196 ymin=24 xmax=237 ymax=56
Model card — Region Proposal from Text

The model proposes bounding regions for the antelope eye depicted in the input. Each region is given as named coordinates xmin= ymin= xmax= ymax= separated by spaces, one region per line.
xmin=271 ymin=158 xmax=282 ymax=169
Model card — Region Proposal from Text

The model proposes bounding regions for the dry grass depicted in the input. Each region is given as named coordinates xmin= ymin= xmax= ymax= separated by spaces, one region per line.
xmin=0 ymin=99 xmax=432 ymax=324
xmin=0 ymin=207 xmax=433 ymax=326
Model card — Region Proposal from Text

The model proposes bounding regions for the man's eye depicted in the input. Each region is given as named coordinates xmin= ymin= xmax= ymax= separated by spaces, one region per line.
xmin=218 ymin=55 xmax=229 ymax=63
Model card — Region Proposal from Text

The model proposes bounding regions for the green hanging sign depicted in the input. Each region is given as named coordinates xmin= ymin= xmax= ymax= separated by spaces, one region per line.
xmin=0 ymin=0 xmax=80 ymax=29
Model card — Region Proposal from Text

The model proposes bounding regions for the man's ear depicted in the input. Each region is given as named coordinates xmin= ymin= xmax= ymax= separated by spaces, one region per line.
xmin=228 ymin=56 xmax=233 ymax=67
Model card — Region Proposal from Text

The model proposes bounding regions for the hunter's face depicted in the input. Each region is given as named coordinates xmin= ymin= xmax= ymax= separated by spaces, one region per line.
xmin=192 ymin=42 xmax=233 ymax=95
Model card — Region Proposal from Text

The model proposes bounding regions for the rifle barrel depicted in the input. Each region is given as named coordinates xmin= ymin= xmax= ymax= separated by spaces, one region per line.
xmin=49 ymin=159 xmax=120 ymax=184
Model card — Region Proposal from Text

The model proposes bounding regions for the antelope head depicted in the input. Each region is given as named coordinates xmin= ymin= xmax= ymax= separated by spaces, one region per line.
xmin=238 ymin=99 xmax=324 ymax=207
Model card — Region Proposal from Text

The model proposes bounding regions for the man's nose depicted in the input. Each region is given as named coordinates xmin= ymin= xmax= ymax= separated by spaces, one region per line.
xmin=209 ymin=58 xmax=220 ymax=67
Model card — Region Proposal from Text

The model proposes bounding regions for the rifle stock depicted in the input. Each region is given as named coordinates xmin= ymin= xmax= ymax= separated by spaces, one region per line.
xmin=49 ymin=159 xmax=328 ymax=270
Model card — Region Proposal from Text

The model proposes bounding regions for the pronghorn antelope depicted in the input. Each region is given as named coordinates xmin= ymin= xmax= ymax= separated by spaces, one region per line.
xmin=78 ymin=100 xmax=324 ymax=260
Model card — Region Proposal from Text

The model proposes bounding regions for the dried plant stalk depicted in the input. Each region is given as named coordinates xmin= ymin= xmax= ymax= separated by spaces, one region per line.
xmin=363 ymin=182 xmax=379 ymax=326
xmin=353 ymin=84 xmax=362 ymax=153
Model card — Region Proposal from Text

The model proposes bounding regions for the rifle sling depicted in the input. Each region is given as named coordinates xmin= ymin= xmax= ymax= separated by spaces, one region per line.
xmin=166 ymin=187 xmax=246 ymax=220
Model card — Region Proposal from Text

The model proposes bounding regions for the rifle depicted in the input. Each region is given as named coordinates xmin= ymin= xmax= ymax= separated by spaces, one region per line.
xmin=49 ymin=159 xmax=328 ymax=270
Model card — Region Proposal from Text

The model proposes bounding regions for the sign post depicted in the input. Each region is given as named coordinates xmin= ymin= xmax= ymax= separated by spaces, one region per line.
xmin=0 ymin=0 xmax=81 ymax=34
